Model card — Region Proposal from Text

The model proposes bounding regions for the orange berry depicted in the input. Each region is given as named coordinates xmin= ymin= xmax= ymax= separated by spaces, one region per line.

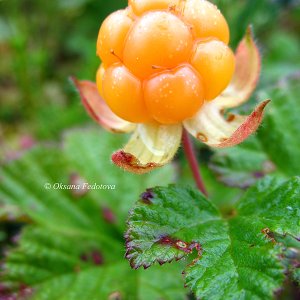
xmin=123 ymin=11 xmax=193 ymax=79
xmin=129 ymin=0 xmax=179 ymax=16
xmin=97 ymin=10 xmax=133 ymax=66
xmin=96 ymin=0 xmax=235 ymax=124
xmin=144 ymin=65 xmax=204 ymax=124
xmin=182 ymin=0 xmax=230 ymax=44
xmin=102 ymin=64 xmax=151 ymax=123
xmin=96 ymin=64 xmax=105 ymax=97
xmin=191 ymin=40 xmax=235 ymax=100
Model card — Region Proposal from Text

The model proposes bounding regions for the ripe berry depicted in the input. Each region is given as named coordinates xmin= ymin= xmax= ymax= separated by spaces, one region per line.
xmin=123 ymin=11 xmax=193 ymax=79
xmin=129 ymin=0 xmax=179 ymax=16
xmin=102 ymin=64 xmax=151 ymax=123
xmin=144 ymin=65 xmax=204 ymax=124
xmin=96 ymin=9 xmax=133 ymax=67
xmin=96 ymin=0 xmax=235 ymax=125
xmin=191 ymin=40 xmax=235 ymax=100
xmin=182 ymin=0 xmax=229 ymax=44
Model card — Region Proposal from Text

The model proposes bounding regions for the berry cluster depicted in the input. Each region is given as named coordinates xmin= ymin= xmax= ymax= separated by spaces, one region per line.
xmin=96 ymin=0 xmax=235 ymax=124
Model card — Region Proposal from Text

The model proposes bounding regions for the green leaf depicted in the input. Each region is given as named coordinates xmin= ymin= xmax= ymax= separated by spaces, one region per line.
xmin=2 ymin=226 xmax=185 ymax=300
xmin=257 ymin=79 xmax=300 ymax=176
xmin=210 ymin=79 xmax=300 ymax=188
xmin=126 ymin=177 xmax=300 ymax=299
xmin=0 ymin=128 xmax=185 ymax=299
xmin=177 ymin=149 xmax=242 ymax=214
xmin=284 ymin=242 xmax=300 ymax=286
xmin=209 ymin=137 xmax=276 ymax=189
xmin=293 ymin=268 xmax=300 ymax=284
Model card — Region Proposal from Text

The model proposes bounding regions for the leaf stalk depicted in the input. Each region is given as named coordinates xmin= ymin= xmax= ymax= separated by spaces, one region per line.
xmin=182 ymin=129 xmax=208 ymax=197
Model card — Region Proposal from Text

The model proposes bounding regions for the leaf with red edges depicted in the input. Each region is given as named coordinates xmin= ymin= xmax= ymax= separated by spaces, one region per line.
xmin=126 ymin=179 xmax=300 ymax=299
xmin=184 ymin=100 xmax=270 ymax=148
xmin=112 ymin=123 xmax=182 ymax=174
xmin=112 ymin=151 xmax=161 ymax=175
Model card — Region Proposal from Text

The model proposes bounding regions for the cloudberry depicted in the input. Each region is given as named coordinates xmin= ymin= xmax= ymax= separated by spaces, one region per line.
xmin=96 ymin=0 xmax=235 ymax=125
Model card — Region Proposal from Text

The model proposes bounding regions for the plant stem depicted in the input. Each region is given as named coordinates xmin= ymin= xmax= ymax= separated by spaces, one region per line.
xmin=182 ymin=129 xmax=208 ymax=197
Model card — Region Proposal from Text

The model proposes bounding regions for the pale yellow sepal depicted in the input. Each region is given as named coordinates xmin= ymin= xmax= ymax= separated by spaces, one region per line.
xmin=183 ymin=100 xmax=270 ymax=148
xmin=112 ymin=123 xmax=182 ymax=174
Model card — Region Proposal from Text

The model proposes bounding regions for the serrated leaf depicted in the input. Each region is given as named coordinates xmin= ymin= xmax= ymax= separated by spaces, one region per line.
xmin=0 ymin=128 xmax=185 ymax=299
xmin=126 ymin=178 xmax=300 ymax=299
xmin=126 ymin=186 xmax=221 ymax=270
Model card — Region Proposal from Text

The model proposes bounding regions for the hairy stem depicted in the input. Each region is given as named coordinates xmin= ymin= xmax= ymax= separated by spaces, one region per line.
xmin=182 ymin=129 xmax=208 ymax=197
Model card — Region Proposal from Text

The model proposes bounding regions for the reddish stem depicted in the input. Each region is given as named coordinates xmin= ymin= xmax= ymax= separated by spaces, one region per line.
xmin=182 ymin=129 xmax=208 ymax=197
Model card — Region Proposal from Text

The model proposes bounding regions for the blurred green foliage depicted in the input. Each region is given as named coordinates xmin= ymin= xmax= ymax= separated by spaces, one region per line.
xmin=0 ymin=0 xmax=128 ymax=139
xmin=0 ymin=129 xmax=186 ymax=299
